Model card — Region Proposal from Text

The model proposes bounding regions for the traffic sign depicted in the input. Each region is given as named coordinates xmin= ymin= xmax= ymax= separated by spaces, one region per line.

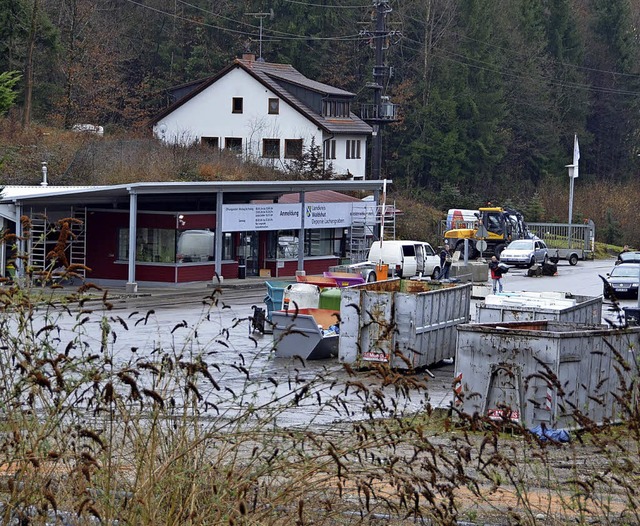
xmin=476 ymin=239 xmax=488 ymax=252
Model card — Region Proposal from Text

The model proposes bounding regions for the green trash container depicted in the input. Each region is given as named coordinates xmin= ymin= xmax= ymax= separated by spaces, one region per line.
xmin=319 ymin=287 xmax=342 ymax=311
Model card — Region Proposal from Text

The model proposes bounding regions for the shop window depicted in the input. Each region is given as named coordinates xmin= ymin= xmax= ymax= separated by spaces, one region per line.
xmin=119 ymin=228 xmax=234 ymax=263
xmin=267 ymin=229 xmax=335 ymax=258
xmin=176 ymin=230 xmax=214 ymax=263
xmin=268 ymin=231 xmax=299 ymax=258
xmin=304 ymin=229 xmax=333 ymax=256
xmin=118 ymin=228 xmax=176 ymax=263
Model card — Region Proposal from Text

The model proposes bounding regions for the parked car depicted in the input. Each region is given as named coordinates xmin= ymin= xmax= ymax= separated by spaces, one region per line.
xmin=603 ymin=263 xmax=640 ymax=299
xmin=500 ymin=239 xmax=548 ymax=268
xmin=616 ymin=251 xmax=640 ymax=265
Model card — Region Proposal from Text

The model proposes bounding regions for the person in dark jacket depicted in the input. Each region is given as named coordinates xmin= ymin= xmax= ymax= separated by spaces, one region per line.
xmin=617 ymin=245 xmax=630 ymax=262
xmin=438 ymin=244 xmax=453 ymax=280
xmin=488 ymin=255 xmax=504 ymax=293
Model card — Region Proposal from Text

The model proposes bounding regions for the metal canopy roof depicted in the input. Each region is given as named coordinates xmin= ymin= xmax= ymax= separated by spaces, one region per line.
xmin=0 ymin=180 xmax=388 ymax=207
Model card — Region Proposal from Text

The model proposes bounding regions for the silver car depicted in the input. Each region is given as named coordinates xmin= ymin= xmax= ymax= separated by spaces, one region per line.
xmin=500 ymin=239 xmax=548 ymax=268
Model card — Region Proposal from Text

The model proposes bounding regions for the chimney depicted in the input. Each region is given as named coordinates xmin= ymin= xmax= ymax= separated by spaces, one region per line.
xmin=242 ymin=52 xmax=256 ymax=62
xmin=41 ymin=161 xmax=48 ymax=187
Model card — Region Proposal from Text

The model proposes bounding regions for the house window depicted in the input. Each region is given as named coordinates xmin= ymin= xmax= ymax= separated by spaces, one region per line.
xmin=263 ymin=138 xmax=280 ymax=158
xmin=284 ymin=139 xmax=303 ymax=159
xmin=268 ymin=98 xmax=279 ymax=114
xmin=232 ymin=97 xmax=243 ymax=113
xmin=346 ymin=140 xmax=361 ymax=159
xmin=324 ymin=139 xmax=336 ymax=160
xmin=225 ymin=137 xmax=242 ymax=152
xmin=322 ymin=99 xmax=350 ymax=118
xmin=201 ymin=137 xmax=219 ymax=148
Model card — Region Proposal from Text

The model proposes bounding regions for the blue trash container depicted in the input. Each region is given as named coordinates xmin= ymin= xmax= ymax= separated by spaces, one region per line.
xmin=264 ymin=280 xmax=295 ymax=321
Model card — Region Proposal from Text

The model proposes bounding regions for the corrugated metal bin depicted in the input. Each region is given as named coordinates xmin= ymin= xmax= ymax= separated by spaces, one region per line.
xmin=339 ymin=279 xmax=472 ymax=369
xmin=455 ymin=320 xmax=640 ymax=429
xmin=476 ymin=291 xmax=602 ymax=324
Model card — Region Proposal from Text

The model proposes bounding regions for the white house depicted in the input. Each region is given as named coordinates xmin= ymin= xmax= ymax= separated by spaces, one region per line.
xmin=150 ymin=54 xmax=372 ymax=179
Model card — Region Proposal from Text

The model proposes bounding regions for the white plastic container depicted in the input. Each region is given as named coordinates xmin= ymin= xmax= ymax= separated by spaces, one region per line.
xmin=283 ymin=283 xmax=320 ymax=311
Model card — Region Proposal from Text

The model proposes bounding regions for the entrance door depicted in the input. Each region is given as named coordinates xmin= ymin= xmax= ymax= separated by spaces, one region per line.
xmin=244 ymin=232 xmax=260 ymax=276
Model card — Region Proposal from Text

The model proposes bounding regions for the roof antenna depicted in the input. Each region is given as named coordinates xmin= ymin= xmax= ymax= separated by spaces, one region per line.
xmin=246 ymin=9 xmax=274 ymax=61
xmin=41 ymin=161 xmax=48 ymax=187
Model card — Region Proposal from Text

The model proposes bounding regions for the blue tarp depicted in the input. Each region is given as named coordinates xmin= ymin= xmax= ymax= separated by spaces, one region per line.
xmin=529 ymin=424 xmax=571 ymax=443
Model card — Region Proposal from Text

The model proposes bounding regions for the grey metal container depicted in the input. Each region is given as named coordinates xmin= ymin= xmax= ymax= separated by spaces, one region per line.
xmin=272 ymin=308 xmax=340 ymax=360
xmin=476 ymin=292 xmax=602 ymax=324
xmin=339 ymin=279 xmax=472 ymax=369
xmin=455 ymin=320 xmax=640 ymax=429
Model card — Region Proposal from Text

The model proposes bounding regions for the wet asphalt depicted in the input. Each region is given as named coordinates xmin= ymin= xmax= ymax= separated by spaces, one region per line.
xmin=31 ymin=259 xmax=624 ymax=428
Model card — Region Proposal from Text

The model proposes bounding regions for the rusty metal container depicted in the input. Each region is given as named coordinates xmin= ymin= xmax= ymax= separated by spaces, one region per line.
xmin=339 ymin=279 xmax=472 ymax=369
xmin=455 ymin=320 xmax=640 ymax=429
xmin=476 ymin=291 xmax=602 ymax=324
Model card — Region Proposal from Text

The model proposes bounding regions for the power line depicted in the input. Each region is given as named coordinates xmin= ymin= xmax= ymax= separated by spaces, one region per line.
xmin=398 ymin=36 xmax=640 ymax=98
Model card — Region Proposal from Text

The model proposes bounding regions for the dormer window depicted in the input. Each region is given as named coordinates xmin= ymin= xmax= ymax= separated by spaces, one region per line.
xmin=322 ymin=99 xmax=350 ymax=118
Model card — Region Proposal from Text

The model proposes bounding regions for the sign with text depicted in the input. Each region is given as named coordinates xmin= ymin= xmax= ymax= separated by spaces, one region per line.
xmin=222 ymin=203 xmax=302 ymax=231
xmin=305 ymin=202 xmax=378 ymax=228
xmin=222 ymin=201 xmax=378 ymax=231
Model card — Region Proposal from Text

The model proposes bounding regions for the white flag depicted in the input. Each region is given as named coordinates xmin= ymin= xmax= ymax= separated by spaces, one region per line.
xmin=572 ymin=134 xmax=579 ymax=178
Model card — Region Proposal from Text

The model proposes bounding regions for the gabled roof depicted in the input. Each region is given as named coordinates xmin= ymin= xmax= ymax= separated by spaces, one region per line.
xmin=150 ymin=58 xmax=372 ymax=136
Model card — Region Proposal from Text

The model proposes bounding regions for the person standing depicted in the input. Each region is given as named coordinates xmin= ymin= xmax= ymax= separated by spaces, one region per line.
xmin=438 ymin=244 xmax=453 ymax=280
xmin=617 ymin=245 xmax=630 ymax=263
xmin=489 ymin=255 xmax=504 ymax=293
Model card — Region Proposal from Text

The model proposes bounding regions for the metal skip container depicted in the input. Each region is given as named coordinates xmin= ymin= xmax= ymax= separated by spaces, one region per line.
xmin=476 ymin=291 xmax=602 ymax=324
xmin=339 ymin=279 xmax=472 ymax=369
xmin=455 ymin=320 xmax=640 ymax=429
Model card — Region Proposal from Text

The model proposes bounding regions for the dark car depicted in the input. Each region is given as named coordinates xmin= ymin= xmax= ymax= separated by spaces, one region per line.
xmin=616 ymin=251 xmax=640 ymax=265
xmin=603 ymin=263 xmax=640 ymax=299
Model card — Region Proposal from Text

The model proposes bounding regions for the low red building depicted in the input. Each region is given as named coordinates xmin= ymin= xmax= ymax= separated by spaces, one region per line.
xmin=0 ymin=180 xmax=384 ymax=291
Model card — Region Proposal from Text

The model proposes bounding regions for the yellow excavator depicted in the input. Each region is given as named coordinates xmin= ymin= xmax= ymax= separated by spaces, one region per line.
xmin=443 ymin=206 xmax=530 ymax=258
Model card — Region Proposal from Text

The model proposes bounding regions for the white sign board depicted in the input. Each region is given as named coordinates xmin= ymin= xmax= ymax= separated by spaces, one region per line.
xmin=351 ymin=201 xmax=378 ymax=226
xmin=221 ymin=201 xmax=378 ymax=231
xmin=222 ymin=203 xmax=302 ymax=231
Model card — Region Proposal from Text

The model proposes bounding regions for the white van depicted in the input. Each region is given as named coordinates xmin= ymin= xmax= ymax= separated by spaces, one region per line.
xmin=367 ymin=240 xmax=441 ymax=279
xmin=176 ymin=230 xmax=215 ymax=262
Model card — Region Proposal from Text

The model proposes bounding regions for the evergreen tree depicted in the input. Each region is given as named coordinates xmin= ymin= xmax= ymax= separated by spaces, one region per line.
xmin=0 ymin=70 xmax=21 ymax=115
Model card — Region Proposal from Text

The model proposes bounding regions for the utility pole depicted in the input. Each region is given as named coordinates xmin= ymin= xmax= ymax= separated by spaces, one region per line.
xmin=361 ymin=0 xmax=400 ymax=180
xmin=246 ymin=10 xmax=274 ymax=60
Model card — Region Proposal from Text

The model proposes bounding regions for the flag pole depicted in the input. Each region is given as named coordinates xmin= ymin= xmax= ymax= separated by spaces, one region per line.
xmin=565 ymin=134 xmax=579 ymax=249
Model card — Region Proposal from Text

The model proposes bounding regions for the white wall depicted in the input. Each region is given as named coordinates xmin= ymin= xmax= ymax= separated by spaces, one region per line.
xmin=154 ymin=68 xmax=369 ymax=178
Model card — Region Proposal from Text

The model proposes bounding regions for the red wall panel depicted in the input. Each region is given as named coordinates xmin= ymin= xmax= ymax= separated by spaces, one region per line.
xmin=263 ymin=258 xmax=339 ymax=277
